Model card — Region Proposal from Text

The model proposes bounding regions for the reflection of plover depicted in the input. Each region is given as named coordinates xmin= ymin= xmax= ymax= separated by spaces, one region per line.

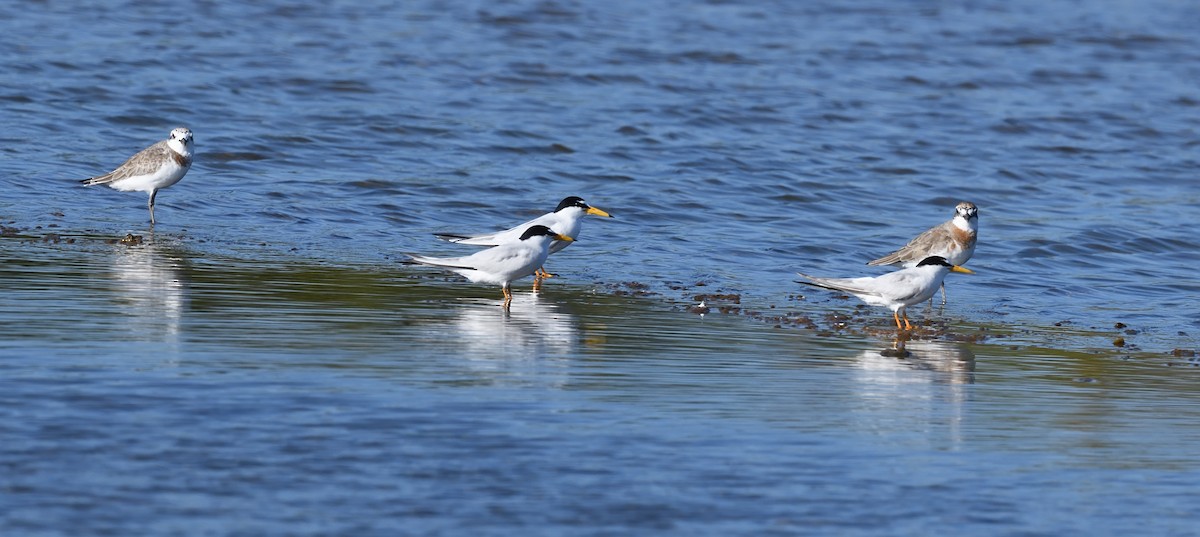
xmin=798 ymin=256 xmax=974 ymax=332
xmin=867 ymin=201 xmax=978 ymax=305
xmin=80 ymin=127 xmax=194 ymax=224
xmin=435 ymin=196 xmax=612 ymax=282
xmin=407 ymin=225 xmax=575 ymax=309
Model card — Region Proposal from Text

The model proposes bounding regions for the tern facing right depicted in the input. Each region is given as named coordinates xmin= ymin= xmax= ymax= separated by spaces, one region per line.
xmin=407 ymin=225 xmax=574 ymax=308
xmin=797 ymin=256 xmax=974 ymax=331
xmin=434 ymin=196 xmax=611 ymax=282
xmin=435 ymin=196 xmax=611 ymax=252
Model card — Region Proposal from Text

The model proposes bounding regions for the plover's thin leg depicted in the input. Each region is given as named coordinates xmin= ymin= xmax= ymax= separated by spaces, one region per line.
xmin=148 ymin=189 xmax=158 ymax=224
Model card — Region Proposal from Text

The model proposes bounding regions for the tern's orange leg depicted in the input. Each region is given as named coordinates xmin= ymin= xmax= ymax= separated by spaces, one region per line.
xmin=502 ymin=285 xmax=513 ymax=308
xmin=893 ymin=311 xmax=904 ymax=330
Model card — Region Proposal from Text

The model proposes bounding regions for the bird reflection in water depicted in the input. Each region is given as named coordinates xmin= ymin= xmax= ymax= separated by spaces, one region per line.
xmin=109 ymin=236 xmax=188 ymax=351
xmin=852 ymin=336 xmax=976 ymax=448
xmin=449 ymin=292 xmax=580 ymax=386
xmin=867 ymin=335 xmax=976 ymax=383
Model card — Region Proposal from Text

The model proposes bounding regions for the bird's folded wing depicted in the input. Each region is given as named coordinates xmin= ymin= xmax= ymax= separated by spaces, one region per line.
xmin=81 ymin=142 xmax=170 ymax=184
xmin=435 ymin=231 xmax=503 ymax=245
xmin=434 ymin=213 xmax=553 ymax=246
xmin=796 ymin=274 xmax=877 ymax=296
xmin=867 ymin=223 xmax=950 ymax=266
xmin=405 ymin=254 xmax=475 ymax=270
xmin=877 ymin=271 xmax=929 ymax=302
xmin=471 ymin=247 xmax=535 ymax=271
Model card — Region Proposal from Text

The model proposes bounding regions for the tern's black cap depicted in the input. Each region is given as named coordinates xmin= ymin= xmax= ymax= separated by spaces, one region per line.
xmin=519 ymin=225 xmax=557 ymax=240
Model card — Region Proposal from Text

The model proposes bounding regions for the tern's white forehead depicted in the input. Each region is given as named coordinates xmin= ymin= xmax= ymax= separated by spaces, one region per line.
xmin=170 ymin=127 xmax=193 ymax=141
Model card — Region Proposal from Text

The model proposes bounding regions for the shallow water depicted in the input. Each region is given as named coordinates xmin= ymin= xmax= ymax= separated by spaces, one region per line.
xmin=2 ymin=0 xmax=1200 ymax=534
xmin=3 ymin=244 xmax=1199 ymax=535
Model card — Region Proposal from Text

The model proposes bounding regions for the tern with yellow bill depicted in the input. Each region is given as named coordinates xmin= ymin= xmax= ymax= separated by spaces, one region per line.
xmin=408 ymin=225 xmax=575 ymax=308
xmin=435 ymin=196 xmax=611 ymax=282
xmin=797 ymin=256 xmax=974 ymax=331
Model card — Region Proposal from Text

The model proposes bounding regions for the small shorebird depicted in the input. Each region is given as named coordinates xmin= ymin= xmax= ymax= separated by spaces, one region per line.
xmin=408 ymin=225 xmax=575 ymax=308
xmin=80 ymin=127 xmax=194 ymax=224
xmin=435 ymin=196 xmax=612 ymax=285
xmin=867 ymin=201 xmax=977 ymax=305
xmin=798 ymin=256 xmax=974 ymax=331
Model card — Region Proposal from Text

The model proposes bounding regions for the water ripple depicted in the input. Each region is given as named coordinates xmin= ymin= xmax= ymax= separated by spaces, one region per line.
xmin=4 ymin=0 xmax=1200 ymax=533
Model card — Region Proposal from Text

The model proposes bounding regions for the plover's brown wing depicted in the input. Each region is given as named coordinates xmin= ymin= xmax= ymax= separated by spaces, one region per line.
xmin=80 ymin=140 xmax=170 ymax=185
xmin=866 ymin=221 xmax=953 ymax=266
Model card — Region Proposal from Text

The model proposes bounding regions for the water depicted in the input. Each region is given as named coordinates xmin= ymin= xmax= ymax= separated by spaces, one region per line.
xmin=2 ymin=0 xmax=1199 ymax=534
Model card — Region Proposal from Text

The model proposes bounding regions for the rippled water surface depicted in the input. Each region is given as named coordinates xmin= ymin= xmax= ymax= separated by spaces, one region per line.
xmin=2 ymin=0 xmax=1199 ymax=534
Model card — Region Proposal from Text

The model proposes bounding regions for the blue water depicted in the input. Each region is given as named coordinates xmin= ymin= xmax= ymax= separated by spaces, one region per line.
xmin=2 ymin=0 xmax=1200 ymax=534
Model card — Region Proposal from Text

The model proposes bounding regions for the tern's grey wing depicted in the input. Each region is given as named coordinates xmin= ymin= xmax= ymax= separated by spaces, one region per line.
xmin=435 ymin=231 xmax=504 ymax=246
xmin=873 ymin=268 xmax=951 ymax=306
xmin=866 ymin=221 xmax=953 ymax=266
xmin=81 ymin=141 xmax=171 ymax=185
xmin=795 ymin=273 xmax=879 ymax=297
xmin=874 ymin=270 xmax=929 ymax=303
xmin=465 ymin=243 xmax=539 ymax=272
xmin=405 ymin=253 xmax=475 ymax=270
xmin=436 ymin=212 xmax=556 ymax=246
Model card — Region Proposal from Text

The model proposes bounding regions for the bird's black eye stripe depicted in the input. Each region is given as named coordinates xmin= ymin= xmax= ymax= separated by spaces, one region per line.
xmin=555 ymin=196 xmax=586 ymax=212
xmin=916 ymin=256 xmax=950 ymax=267
xmin=519 ymin=225 xmax=556 ymax=240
